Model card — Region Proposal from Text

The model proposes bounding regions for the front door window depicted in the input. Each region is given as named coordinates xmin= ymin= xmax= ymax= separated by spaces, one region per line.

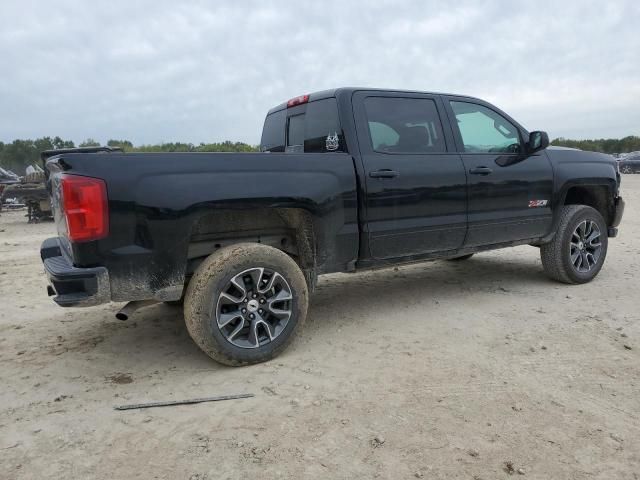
xmin=450 ymin=101 xmax=522 ymax=154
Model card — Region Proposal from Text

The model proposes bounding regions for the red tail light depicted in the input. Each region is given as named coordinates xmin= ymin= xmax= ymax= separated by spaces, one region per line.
xmin=287 ymin=94 xmax=309 ymax=108
xmin=60 ymin=174 xmax=108 ymax=242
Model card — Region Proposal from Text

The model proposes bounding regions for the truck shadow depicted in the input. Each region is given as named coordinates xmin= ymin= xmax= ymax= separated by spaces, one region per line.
xmin=304 ymin=253 xmax=551 ymax=333
xmin=313 ymin=254 xmax=548 ymax=307
xmin=54 ymin=304 xmax=216 ymax=370
xmin=51 ymin=252 xmax=550 ymax=372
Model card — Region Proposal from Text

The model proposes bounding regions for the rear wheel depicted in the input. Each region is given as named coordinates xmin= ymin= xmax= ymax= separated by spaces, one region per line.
xmin=540 ymin=205 xmax=608 ymax=284
xmin=184 ymin=243 xmax=308 ymax=366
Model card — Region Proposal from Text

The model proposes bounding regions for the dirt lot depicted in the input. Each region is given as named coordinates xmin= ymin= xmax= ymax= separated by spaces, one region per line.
xmin=1 ymin=177 xmax=638 ymax=480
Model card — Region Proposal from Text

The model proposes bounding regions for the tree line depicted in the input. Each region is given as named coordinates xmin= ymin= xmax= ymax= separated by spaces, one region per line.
xmin=0 ymin=137 xmax=258 ymax=174
xmin=550 ymin=135 xmax=640 ymax=154
xmin=1 ymin=135 xmax=639 ymax=175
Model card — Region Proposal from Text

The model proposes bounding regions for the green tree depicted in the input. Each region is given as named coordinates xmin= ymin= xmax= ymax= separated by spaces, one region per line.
xmin=107 ymin=139 xmax=134 ymax=151
xmin=34 ymin=137 xmax=55 ymax=153
xmin=79 ymin=138 xmax=101 ymax=147
xmin=52 ymin=136 xmax=75 ymax=149
xmin=195 ymin=141 xmax=257 ymax=152
xmin=0 ymin=137 xmax=76 ymax=174
xmin=0 ymin=140 xmax=37 ymax=174
xmin=551 ymin=136 xmax=640 ymax=153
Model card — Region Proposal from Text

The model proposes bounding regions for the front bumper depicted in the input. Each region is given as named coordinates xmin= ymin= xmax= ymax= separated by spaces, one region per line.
xmin=41 ymin=237 xmax=111 ymax=307
xmin=608 ymin=196 xmax=625 ymax=237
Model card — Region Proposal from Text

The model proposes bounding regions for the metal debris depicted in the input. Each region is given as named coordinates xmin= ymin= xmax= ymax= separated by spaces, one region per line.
xmin=114 ymin=393 xmax=254 ymax=410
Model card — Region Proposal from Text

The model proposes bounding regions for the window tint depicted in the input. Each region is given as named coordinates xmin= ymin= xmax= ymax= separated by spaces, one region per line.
xmin=364 ymin=97 xmax=446 ymax=153
xmin=279 ymin=98 xmax=345 ymax=153
xmin=450 ymin=101 xmax=521 ymax=153
xmin=260 ymin=109 xmax=286 ymax=152
xmin=303 ymin=98 xmax=344 ymax=153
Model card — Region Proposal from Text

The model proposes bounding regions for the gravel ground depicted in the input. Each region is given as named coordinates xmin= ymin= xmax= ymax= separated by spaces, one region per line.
xmin=1 ymin=176 xmax=638 ymax=479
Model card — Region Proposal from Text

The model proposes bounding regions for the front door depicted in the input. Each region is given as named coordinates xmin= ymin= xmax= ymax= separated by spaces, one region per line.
xmin=444 ymin=98 xmax=554 ymax=247
xmin=353 ymin=92 xmax=468 ymax=259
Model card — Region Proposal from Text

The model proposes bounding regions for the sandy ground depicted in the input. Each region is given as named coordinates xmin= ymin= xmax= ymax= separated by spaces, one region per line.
xmin=0 ymin=177 xmax=639 ymax=480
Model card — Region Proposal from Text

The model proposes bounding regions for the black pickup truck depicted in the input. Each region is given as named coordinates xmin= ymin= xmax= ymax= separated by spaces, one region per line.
xmin=40 ymin=88 xmax=625 ymax=365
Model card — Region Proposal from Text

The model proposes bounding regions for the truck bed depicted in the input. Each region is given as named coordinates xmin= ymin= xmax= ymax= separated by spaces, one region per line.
xmin=45 ymin=151 xmax=359 ymax=305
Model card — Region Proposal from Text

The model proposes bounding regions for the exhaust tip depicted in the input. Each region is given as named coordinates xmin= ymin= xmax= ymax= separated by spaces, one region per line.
xmin=115 ymin=299 xmax=158 ymax=321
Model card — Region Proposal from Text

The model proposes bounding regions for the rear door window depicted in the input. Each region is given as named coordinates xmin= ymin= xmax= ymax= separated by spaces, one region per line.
xmin=302 ymin=98 xmax=344 ymax=153
xmin=363 ymin=97 xmax=446 ymax=154
xmin=262 ymin=97 xmax=345 ymax=153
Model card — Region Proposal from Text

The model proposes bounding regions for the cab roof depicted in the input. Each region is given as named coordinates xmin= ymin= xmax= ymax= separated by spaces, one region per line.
xmin=266 ymin=87 xmax=482 ymax=115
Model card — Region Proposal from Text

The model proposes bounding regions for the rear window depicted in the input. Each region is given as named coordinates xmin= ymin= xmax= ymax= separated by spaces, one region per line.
xmin=287 ymin=114 xmax=305 ymax=148
xmin=260 ymin=109 xmax=286 ymax=152
xmin=260 ymin=97 xmax=345 ymax=153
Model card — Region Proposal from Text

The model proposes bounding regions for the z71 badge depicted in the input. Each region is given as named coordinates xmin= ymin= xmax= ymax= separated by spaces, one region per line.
xmin=528 ymin=200 xmax=549 ymax=208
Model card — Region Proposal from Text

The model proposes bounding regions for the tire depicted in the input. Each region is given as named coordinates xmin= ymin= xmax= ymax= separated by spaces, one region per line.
xmin=448 ymin=254 xmax=474 ymax=261
xmin=184 ymin=243 xmax=308 ymax=366
xmin=540 ymin=205 xmax=608 ymax=284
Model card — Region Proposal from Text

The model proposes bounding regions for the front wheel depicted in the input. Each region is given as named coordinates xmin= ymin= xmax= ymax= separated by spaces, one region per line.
xmin=184 ymin=243 xmax=308 ymax=366
xmin=540 ymin=205 xmax=608 ymax=284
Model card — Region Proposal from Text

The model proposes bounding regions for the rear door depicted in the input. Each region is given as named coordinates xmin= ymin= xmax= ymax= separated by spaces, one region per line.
xmin=353 ymin=91 xmax=468 ymax=259
xmin=444 ymin=97 xmax=554 ymax=247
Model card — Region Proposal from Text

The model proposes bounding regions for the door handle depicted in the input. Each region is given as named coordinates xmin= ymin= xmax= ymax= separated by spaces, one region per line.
xmin=469 ymin=166 xmax=493 ymax=175
xmin=369 ymin=169 xmax=399 ymax=178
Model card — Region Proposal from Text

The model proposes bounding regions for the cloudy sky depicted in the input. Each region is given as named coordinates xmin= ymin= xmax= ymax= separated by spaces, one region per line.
xmin=1 ymin=0 xmax=638 ymax=145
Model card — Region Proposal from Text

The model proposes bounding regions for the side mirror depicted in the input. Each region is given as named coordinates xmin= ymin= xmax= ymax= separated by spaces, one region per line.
xmin=528 ymin=131 xmax=549 ymax=153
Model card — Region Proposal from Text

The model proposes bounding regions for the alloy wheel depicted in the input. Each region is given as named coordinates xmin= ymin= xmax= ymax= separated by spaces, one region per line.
xmin=569 ymin=220 xmax=602 ymax=273
xmin=215 ymin=267 xmax=293 ymax=348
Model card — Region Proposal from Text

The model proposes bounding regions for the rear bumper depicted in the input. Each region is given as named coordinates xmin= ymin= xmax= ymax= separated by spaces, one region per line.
xmin=608 ymin=196 xmax=625 ymax=237
xmin=40 ymin=237 xmax=111 ymax=307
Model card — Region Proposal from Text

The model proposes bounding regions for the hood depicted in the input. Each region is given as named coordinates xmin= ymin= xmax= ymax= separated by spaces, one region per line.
xmin=545 ymin=148 xmax=616 ymax=166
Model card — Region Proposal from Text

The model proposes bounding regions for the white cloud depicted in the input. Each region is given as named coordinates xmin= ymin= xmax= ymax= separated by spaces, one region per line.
xmin=0 ymin=0 xmax=638 ymax=144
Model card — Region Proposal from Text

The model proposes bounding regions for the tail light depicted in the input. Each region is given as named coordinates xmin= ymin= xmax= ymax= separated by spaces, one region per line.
xmin=287 ymin=94 xmax=309 ymax=108
xmin=60 ymin=174 xmax=108 ymax=242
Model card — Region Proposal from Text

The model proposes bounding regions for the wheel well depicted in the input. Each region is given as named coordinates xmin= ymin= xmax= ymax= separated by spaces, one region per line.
xmin=186 ymin=208 xmax=316 ymax=278
xmin=563 ymin=185 xmax=614 ymax=225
